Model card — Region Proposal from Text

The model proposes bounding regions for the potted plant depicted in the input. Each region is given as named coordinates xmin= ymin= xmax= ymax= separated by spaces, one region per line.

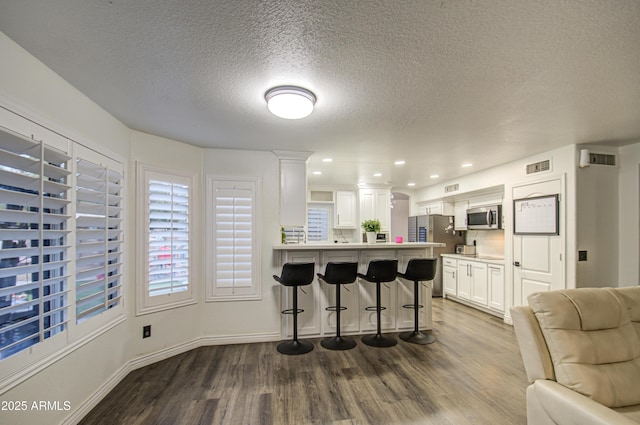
xmin=361 ymin=219 xmax=381 ymax=244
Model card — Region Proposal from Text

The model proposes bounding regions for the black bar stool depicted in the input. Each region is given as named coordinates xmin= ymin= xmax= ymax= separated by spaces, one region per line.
xmin=273 ymin=262 xmax=315 ymax=355
xmin=399 ymin=258 xmax=438 ymax=345
xmin=358 ymin=259 xmax=398 ymax=347
xmin=317 ymin=262 xmax=358 ymax=350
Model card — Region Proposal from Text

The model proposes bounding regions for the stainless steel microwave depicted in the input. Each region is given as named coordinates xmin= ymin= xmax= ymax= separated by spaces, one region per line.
xmin=467 ymin=205 xmax=502 ymax=230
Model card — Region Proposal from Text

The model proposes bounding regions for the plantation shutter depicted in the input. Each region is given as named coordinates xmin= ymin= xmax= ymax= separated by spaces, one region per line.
xmin=0 ymin=129 xmax=71 ymax=358
xmin=147 ymin=179 xmax=190 ymax=297
xmin=307 ymin=206 xmax=330 ymax=242
xmin=209 ymin=178 xmax=259 ymax=300
xmin=75 ymin=156 xmax=123 ymax=323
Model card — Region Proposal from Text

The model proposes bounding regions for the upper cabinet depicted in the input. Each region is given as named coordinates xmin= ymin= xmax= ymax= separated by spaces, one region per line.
xmin=359 ymin=187 xmax=391 ymax=232
xmin=423 ymin=200 xmax=454 ymax=216
xmin=454 ymin=201 xmax=468 ymax=230
xmin=335 ymin=190 xmax=357 ymax=228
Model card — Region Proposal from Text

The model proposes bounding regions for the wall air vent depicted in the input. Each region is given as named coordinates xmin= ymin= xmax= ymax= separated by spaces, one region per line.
xmin=444 ymin=183 xmax=459 ymax=193
xmin=588 ymin=153 xmax=616 ymax=166
xmin=526 ymin=159 xmax=551 ymax=175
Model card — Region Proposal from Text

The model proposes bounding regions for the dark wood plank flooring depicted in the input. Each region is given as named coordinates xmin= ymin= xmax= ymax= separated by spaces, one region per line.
xmin=79 ymin=299 xmax=528 ymax=424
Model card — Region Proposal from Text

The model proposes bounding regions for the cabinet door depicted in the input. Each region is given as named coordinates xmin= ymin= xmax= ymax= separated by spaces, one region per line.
xmin=374 ymin=190 xmax=391 ymax=231
xmin=470 ymin=262 xmax=488 ymax=306
xmin=279 ymin=159 xmax=307 ymax=226
xmin=335 ymin=191 xmax=357 ymax=228
xmin=359 ymin=250 xmax=397 ymax=331
xmin=359 ymin=188 xmax=391 ymax=232
xmin=454 ymin=201 xmax=468 ymax=230
xmin=281 ymin=251 xmax=321 ymax=338
xmin=488 ymin=265 xmax=505 ymax=312
xmin=320 ymin=251 xmax=360 ymax=335
xmin=443 ymin=265 xmax=457 ymax=297
xmin=457 ymin=261 xmax=471 ymax=300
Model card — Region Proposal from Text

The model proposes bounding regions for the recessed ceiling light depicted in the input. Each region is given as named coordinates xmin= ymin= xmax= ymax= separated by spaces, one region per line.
xmin=265 ymin=86 xmax=316 ymax=119
xmin=430 ymin=174 xmax=439 ymax=179
xmin=322 ymin=158 xmax=333 ymax=162
xmin=394 ymin=160 xmax=405 ymax=165
xmin=312 ymin=171 xmax=322 ymax=175
xmin=373 ymin=172 xmax=382 ymax=177
xmin=407 ymin=182 xmax=416 ymax=187
xmin=461 ymin=163 xmax=473 ymax=168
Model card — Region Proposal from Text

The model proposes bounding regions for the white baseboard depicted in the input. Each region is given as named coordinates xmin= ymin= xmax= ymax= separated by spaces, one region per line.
xmin=62 ymin=331 xmax=280 ymax=425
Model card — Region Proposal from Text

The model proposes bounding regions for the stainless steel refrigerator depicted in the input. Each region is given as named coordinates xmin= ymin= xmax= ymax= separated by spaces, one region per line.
xmin=408 ymin=214 xmax=464 ymax=296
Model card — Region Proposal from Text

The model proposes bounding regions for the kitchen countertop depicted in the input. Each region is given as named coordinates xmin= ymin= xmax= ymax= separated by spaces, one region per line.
xmin=441 ymin=253 xmax=505 ymax=265
xmin=273 ymin=242 xmax=446 ymax=251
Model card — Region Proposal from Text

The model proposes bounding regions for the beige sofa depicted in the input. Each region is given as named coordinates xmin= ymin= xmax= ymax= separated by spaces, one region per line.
xmin=511 ymin=286 xmax=640 ymax=425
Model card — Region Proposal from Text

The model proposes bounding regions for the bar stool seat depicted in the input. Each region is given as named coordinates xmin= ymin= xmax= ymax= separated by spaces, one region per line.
xmin=358 ymin=259 xmax=398 ymax=347
xmin=274 ymin=262 xmax=315 ymax=355
xmin=398 ymin=258 xmax=438 ymax=345
xmin=317 ymin=262 xmax=358 ymax=350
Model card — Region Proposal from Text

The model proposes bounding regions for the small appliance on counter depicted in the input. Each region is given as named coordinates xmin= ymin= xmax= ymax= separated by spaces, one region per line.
xmin=455 ymin=244 xmax=477 ymax=256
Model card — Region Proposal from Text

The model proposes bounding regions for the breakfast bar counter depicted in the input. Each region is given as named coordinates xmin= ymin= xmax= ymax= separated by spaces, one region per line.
xmin=273 ymin=242 xmax=446 ymax=341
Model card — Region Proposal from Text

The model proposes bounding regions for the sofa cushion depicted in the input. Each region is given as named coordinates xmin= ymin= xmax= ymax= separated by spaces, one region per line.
xmin=528 ymin=288 xmax=640 ymax=408
xmin=614 ymin=286 xmax=640 ymax=338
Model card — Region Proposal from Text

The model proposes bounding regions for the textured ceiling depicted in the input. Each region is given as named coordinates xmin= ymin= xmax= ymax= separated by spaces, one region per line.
xmin=1 ymin=0 xmax=639 ymax=189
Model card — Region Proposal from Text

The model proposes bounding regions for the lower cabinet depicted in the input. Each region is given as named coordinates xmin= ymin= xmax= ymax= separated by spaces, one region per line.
xmin=488 ymin=264 xmax=505 ymax=312
xmin=443 ymin=256 xmax=505 ymax=317
xmin=280 ymin=249 xmax=432 ymax=338
xmin=442 ymin=258 xmax=457 ymax=297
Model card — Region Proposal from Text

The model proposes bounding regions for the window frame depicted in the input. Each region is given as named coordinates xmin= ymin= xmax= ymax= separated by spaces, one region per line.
xmin=136 ymin=163 xmax=197 ymax=315
xmin=206 ymin=176 xmax=261 ymax=302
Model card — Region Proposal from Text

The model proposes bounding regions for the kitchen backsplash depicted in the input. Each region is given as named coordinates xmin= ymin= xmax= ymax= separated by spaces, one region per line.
xmin=464 ymin=229 xmax=505 ymax=257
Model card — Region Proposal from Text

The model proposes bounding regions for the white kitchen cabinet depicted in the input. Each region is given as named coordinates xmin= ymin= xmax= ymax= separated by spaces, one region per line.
xmin=457 ymin=259 xmax=487 ymax=305
xmin=470 ymin=262 xmax=488 ymax=306
xmin=488 ymin=264 xmax=505 ymax=312
xmin=334 ymin=190 xmax=357 ymax=229
xmin=443 ymin=257 xmax=457 ymax=297
xmin=424 ymin=200 xmax=454 ymax=216
xmin=457 ymin=261 xmax=472 ymax=300
xmin=454 ymin=201 xmax=468 ymax=230
xmin=359 ymin=187 xmax=391 ymax=232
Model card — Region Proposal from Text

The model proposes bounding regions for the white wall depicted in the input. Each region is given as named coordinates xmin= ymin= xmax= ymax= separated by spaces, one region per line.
xmin=575 ymin=145 xmax=619 ymax=287
xmin=619 ymin=142 xmax=640 ymax=286
xmin=0 ymin=31 xmax=132 ymax=425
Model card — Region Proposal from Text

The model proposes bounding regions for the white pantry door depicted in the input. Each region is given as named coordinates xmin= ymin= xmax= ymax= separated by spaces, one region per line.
xmin=512 ymin=177 xmax=565 ymax=306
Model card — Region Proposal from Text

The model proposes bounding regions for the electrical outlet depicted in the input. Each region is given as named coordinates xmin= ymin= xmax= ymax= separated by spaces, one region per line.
xmin=578 ymin=250 xmax=588 ymax=261
xmin=143 ymin=325 xmax=151 ymax=338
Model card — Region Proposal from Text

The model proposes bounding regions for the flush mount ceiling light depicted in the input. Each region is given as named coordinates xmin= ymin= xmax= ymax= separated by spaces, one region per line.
xmin=265 ymin=86 xmax=316 ymax=119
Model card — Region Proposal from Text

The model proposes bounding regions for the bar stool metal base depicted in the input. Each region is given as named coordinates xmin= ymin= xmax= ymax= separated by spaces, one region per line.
xmin=321 ymin=335 xmax=357 ymax=350
xmin=362 ymin=333 xmax=397 ymax=347
xmin=399 ymin=330 xmax=436 ymax=345
xmin=277 ymin=339 xmax=314 ymax=355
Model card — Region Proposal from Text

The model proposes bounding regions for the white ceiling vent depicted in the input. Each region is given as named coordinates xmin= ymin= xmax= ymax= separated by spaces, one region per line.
xmin=444 ymin=183 xmax=459 ymax=193
xmin=526 ymin=159 xmax=551 ymax=175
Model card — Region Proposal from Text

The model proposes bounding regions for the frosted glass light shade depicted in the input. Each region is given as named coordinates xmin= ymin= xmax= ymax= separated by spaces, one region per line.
xmin=265 ymin=86 xmax=316 ymax=119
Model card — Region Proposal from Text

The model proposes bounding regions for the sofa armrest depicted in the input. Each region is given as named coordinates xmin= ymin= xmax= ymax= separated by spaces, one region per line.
xmin=510 ymin=306 xmax=555 ymax=382
xmin=533 ymin=380 xmax=639 ymax=425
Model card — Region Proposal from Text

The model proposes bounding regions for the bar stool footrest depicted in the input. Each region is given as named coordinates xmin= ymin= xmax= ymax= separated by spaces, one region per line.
xmin=281 ymin=308 xmax=304 ymax=315
xmin=325 ymin=305 xmax=347 ymax=312
xmin=364 ymin=306 xmax=387 ymax=312
xmin=401 ymin=304 xmax=424 ymax=309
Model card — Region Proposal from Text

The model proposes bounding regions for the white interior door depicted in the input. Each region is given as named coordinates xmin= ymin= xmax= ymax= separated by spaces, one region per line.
xmin=512 ymin=177 xmax=565 ymax=306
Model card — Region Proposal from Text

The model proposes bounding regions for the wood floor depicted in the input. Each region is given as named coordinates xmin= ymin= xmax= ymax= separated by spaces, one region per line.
xmin=79 ymin=299 xmax=528 ymax=425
